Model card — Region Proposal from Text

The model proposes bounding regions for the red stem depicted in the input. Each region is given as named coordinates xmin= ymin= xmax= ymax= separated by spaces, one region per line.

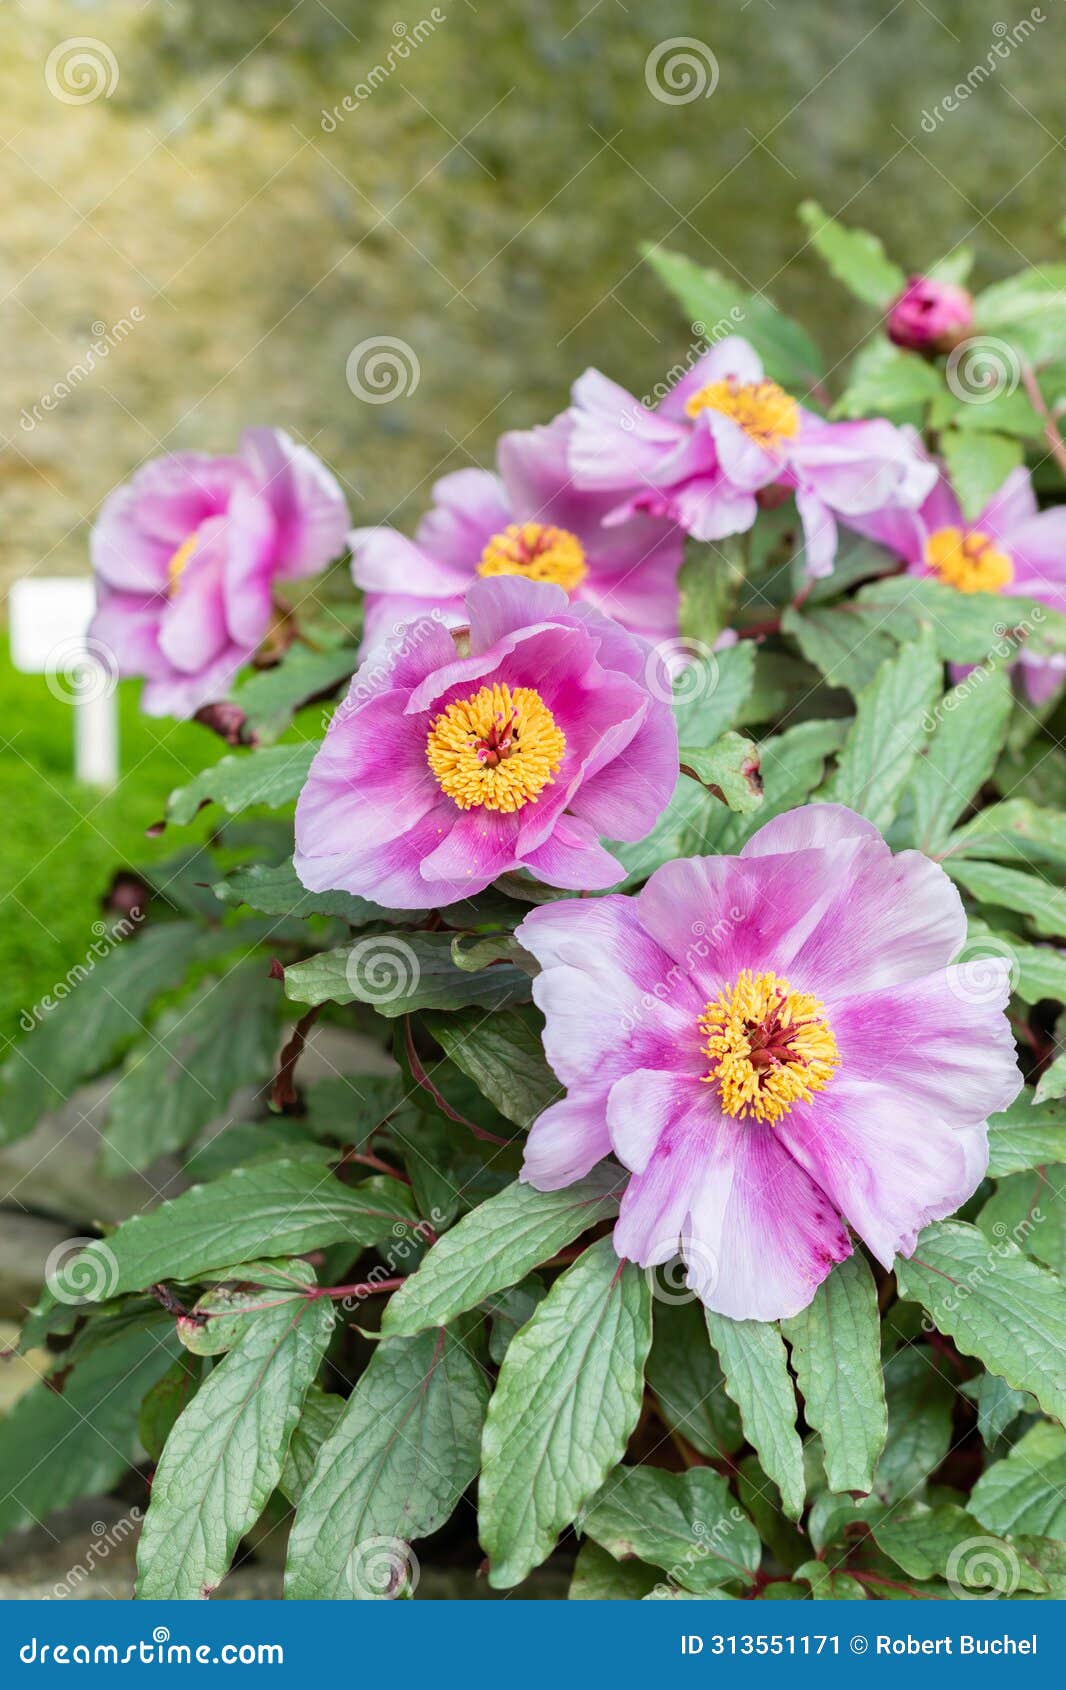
xmin=403 ymin=1017 xmax=509 ymax=1145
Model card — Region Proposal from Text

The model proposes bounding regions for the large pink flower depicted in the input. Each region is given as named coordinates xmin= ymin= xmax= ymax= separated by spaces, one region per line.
xmin=847 ymin=465 xmax=1066 ymax=705
xmin=350 ymin=412 xmax=684 ymax=652
xmin=294 ymin=576 xmax=678 ymax=908
xmin=517 ymin=804 xmax=1022 ymax=1321
xmin=90 ymin=429 xmax=350 ymax=717
xmin=566 ymin=336 xmax=936 ymax=577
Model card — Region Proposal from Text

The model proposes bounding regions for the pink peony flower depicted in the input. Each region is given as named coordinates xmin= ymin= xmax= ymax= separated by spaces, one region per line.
xmin=350 ymin=412 xmax=684 ymax=652
xmin=293 ymin=576 xmax=679 ymax=907
xmin=90 ymin=429 xmax=350 ymax=717
xmin=516 ymin=804 xmax=1022 ymax=1321
xmin=848 ymin=465 xmax=1066 ymax=704
xmin=887 ymin=275 xmax=974 ymax=353
xmin=566 ymin=335 xmax=937 ymax=577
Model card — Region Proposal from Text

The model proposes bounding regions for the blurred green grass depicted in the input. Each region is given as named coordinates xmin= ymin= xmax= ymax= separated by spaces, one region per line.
xmin=0 ymin=657 xmax=218 ymax=1043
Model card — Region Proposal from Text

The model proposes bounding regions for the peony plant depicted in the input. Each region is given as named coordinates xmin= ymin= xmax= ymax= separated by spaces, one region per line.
xmin=4 ymin=211 xmax=1066 ymax=1604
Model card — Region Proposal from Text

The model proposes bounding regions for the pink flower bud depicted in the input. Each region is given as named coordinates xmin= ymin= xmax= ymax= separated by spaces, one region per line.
xmin=887 ymin=275 xmax=973 ymax=353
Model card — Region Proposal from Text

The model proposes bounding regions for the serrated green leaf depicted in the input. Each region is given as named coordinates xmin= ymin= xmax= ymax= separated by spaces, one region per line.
xmin=279 ymin=1384 xmax=346 ymax=1506
xmin=873 ymin=1501 xmax=1048 ymax=1593
xmin=0 ymin=1317 xmax=179 ymax=1544
xmin=644 ymin=245 xmax=822 ymax=391
xmin=423 ymin=1007 xmax=560 ymax=1130
xmin=138 ymin=1354 xmax=204 ymax=1462
xmin=894 ymin=1219 xmax=1066 ymax=1422
xmin=102 ymin=965 xmax=278 ymax=1172
xmin=678 ymin=536 xmax=745 ymax=650
xmin=672 ymin=640 xmax=756 ymax=746
xmin=705 ymin=1312 xmax=805 ymax=1521
xmin=974 ymin=266 xmax=1066 ymax=362
xmin=798 ymin=200 xmax=904 ymax=307
xmin=167 ymin=742 xmax=316 ymax=826
xmin=284 ymin=932 xmax=528 ymax=1014
xmin=646 ymin=1299 xmax=743 ymax=1461
xmin=962 ymin=1371 xmax=1035 ymax=1449
xmin=944 ymin=859 xmax=1066 ymax=938
xmin=382 ymin=1169 xmax=621 ymax=1338
xmin=480 ymin=1239 xmax=652 ymax=1587
xmin=986 ymin=1087 xmax=1066 ymax=1177
xmin=783 ymin=1255 xmax=887 ymax=1495
xmin=580 ymin=1465 xmax=760 ymax=1594
xmin=50 ymin=1161 xmax=417 ymax=1300
xmin=795 ymin=1559 xmax=868 ymax=1599
xmin=137 ymin=1262 xmax=334 ymax=1597
xmin=782 ymin=602 xmax=898 ymax=694
xmin=979 ymin=1165 xmax=1066 ymax=1277
xmin=821 ymin=631 xmax=940 ymax=827
xmin=229 ymin=643 xmax=357 ymax=742
xmin=941 ymin=430 xmax=1025 ymax=523
xmin=945 ymin=799 xmax=1066 ymax=871
xmin=285 ymin=1324 xmax=489 ymax=1598
xmin=903 ymin=665 xmax=1011 ymax=854
xmin=215 ymin=856 xmax=425 ymax=924
xmin=833 ymin=340 xmax=942 ymax=420
xmin=873 ymin=1345 xmax=954 ymax=1505
xmin=569 ymin=1540 xmax=660 ymax=1600
xmin=970 ymin=1421 xmax=1066 ymax=1539
xmin=680 ymin=731 xmax=764 ymax=815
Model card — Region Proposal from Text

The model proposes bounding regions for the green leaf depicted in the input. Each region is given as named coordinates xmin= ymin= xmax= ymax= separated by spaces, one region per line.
xmin=970 ymin=1421 xmax=1066 ymax=1539
xmin=284 ymin=932 xmax=528 ymax=1014
xmin=944 ymin=859 xmax=1066 ymax=939
xmin=646 ymin=1300 xmax=743 ymax=1460
xmin=279 ymin=1385 xmax=346 ymax=1505
xmin=643 ymin=244 xmax=823 ymax=391
xmin=782 ymin=602 xmax=898 ymax=694
xmin=0 ymin=1317 xmax=179 ymax=1544
xmin=962 ymin=1371 xmax=1036 ymax=1449
xmin=874 ymin=1346 xmax=954 ymax=1504
xmin=873 ymin=1501 xmax=1048 ymax=1594
xmin=423 ymin=1008 xmax=560 ymax=1130
xmin=974 ymin=265 xmax=1066 ymax=362
xmin=0 ymin=921 xmax=211 ymax=1146
xmin=485 ymin=1275 xmax=546 ymax=1364
xmin=798 ymin=200 xmax=904 ymax=307
xmin=929 ymin=249 xmax=974 ymax=287
xmin=229 ymin=643 xmax=356 ymax=742
xmin=986 ymin=1087 xmax=1066 ymax=1177
xmin=979 ymin=1165 xmax=1066 ymax=1277
xmin=580 ymin=1465 xmax=760 ymax=1595
xmin=902 ymin=665 xmax=1012 ymax=854
xmin=479 ymin=1239 xmax=652 ymax=1587
xmin=285 ymin=1324 xmax=489 ymax=1598
xmin=215 ymin=856 xmax=425 ymax=924
xmin=833 ymin=340 xmax=942 ymax=420
xmin=677 ymin=536 xmax=745 ymax=650
xmin=795 ymin=1559 xmax=868 ymax=1600
xmin=138 ymin=1354 xmax=204 ymax=1462
xmin=704 ymin=1312 xmax=805 ymax=1521
xmin=941 ymin=429 xmax=1025 ymax=523
xmin=569 ymin=1540 xmax=660 ymax=1600
xmin=894 ymin=1219 xmax=1066 ymax=1423
xmin=821 ymin=631 xmax=940 ymax=828
xmin=680 ymin=731 xmax=764 ymax=814
xmin=945 ymin=799 xmax=1066 ymax=871
xmin=672 ymin=640 xmax=756 ymax=746
xmin=782 ymin=1255 xmax=887 ymax=1495
xmin=50 ymin=1160 xmax=417 ymax=1300
xmin=166 ymin=742 xmax=317 ymax=826
xmin=137 ymin=1261 xmax=334 ymax=1598
xmin=381 ymin=1169 xmax=621 ymax=1338
xmin=102 ymin=965 xmax=278 ymax=1172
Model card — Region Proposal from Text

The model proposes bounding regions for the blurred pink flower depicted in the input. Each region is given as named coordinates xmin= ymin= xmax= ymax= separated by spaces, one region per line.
xmin=887 ymin=275 xmax=973 ymax=353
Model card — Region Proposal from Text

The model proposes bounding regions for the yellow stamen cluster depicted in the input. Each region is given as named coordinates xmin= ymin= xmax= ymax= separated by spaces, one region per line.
xmin=924 ymin=526 xmax=1014 ymax=594
xmin=425 ymin=682 xmax=566 ymax=813
xmin=699 ymin=969 xmax=839 ymax=1125
xmin=166 ymin=533 xmax=200 ymax=595
xmin=684 ymin=377 xmax=800 ymax=450
xmin=477 ymin=523 xmax=588 ymax=593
